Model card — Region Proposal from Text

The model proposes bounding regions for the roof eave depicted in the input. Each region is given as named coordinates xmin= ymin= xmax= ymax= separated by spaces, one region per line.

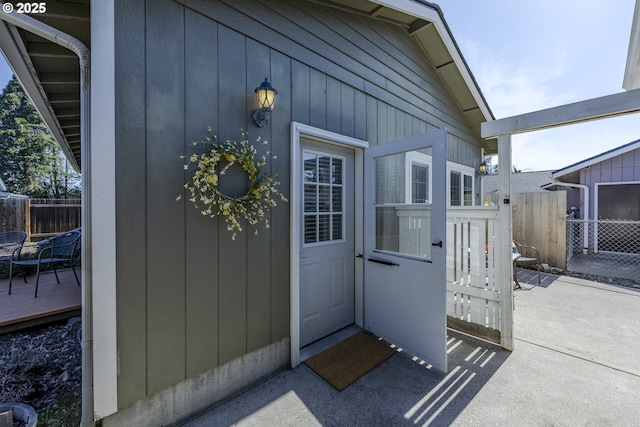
xmin=0 ymin=20 xmax=80 ymax=172
xmin=371 ymin=0 xmax=497 ymax=154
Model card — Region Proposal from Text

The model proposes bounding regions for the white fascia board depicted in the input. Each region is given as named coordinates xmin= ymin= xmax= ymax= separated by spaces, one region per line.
xmin=370 ymin=0 xmax=493 ymax=122
xmin=623 ymin=0 xmax=640 ymax=90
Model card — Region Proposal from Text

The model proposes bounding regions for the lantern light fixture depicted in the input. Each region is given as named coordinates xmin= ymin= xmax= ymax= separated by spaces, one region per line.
xmin=252 ymin=78 xmax=277 ymax=127
xmin=478 ymin=159 xmax=490 ymax=175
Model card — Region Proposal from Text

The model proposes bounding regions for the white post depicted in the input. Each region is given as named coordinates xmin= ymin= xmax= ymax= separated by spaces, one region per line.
xmin=497 ymin=134 xmax=514 ymax=351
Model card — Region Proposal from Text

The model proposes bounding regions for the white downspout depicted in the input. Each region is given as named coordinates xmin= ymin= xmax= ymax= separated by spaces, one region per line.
xmin=550 ymin=180 xmax=589 ymax=251
xmin=0 ymin=7 xmax=94 ymax=425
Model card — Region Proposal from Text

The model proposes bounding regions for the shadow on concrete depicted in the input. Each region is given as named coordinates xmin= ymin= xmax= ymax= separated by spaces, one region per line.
xmin=183 ymin=330 xmax=510 ymax=426
xmin=515 ymin=267 xmax=561 ymax=289
xmin=186 ymin=273 xmax=640 ymax=426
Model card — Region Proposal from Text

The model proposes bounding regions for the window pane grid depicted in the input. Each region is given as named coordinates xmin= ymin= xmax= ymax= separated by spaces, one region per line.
xmin=450 ymin=171 xmax=461 ymax=206
xmin=303 ymin=152 xmax=344 ymax=245
xmin=411 ymin=163 xmax=429 ymax=203
xmin=463 ymin=174 xmax=473 ymax=206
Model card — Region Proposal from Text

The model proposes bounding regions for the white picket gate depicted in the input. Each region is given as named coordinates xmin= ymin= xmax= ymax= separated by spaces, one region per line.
xmin=446 ymin=207 xmax=503 ymax=339
xmin=394 ymin=205 xmax=506 ymax=342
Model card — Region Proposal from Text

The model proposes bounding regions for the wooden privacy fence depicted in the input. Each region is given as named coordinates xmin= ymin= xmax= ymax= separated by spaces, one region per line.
xmin=0 ymin=198 xmax=81 ymax=242
xmin=0 ymin=198 xmax=26 ymax=232
xmin=485 ymin=191 xmax=567 ymax=269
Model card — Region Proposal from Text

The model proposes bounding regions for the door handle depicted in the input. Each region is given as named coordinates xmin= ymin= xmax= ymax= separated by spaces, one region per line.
xmin=431 ymin=241 xmax=443 ymax=248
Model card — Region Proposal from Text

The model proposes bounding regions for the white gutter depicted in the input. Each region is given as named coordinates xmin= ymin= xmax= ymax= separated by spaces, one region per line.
xmin=0 ymin=6 xmax=94 ymax=425
xmin=544 ymin=180 xmax=589 ymax=251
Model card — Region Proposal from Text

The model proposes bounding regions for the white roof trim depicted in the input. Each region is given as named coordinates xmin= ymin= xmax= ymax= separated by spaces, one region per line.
xmin=623 ymin=0 xmax=640 ymax=90
xmin=371 ymin=0 xmax=493 ymax=122
xmin=552 ymin=139 xmax=640 ymax=179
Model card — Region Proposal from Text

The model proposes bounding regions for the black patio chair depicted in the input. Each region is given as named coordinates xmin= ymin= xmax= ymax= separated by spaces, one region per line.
xmin=8 ymin=230 xmax=81 ymax=297
xmin=0 ymin=231 xmax=27 ymax=272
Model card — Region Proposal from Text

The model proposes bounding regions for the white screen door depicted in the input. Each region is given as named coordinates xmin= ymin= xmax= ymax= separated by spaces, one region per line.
xmin=364 ymin=129 xmax=447 ymax=372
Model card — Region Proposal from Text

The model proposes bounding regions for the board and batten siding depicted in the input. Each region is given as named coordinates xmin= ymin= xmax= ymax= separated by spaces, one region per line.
xmin=113 ymin=0 xmax=485 ymax=409
xmin=580 ymin=147 xmax=640 ymax=217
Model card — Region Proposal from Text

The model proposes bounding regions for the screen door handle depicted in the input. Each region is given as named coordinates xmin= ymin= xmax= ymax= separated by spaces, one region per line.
xmin=431 ymin=240 xmax=443 ymax=248
xmin=367 ymin=257 xmax=399 ymax=267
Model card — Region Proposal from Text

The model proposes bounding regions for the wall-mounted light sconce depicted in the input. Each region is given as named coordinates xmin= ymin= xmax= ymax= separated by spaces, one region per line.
xmin=252 ymin=78 xmax=277 ymax=127
xmin=478 ymin=159 xmax=490 ymax=175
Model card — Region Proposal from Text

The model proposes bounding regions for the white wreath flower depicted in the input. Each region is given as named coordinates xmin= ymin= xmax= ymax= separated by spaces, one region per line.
xmin=178 ymin=128 xmax=287 ymax=240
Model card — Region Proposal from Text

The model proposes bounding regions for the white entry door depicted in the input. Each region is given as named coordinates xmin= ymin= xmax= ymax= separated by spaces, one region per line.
xmin=299 ymin=139 xmax=355 ymax=347
xmin=364 ymin=129 xmax=447 ymax=372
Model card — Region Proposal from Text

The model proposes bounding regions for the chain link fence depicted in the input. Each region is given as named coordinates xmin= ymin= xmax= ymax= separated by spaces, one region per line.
xmin=566 ymin=218 xmax=640 ymax=282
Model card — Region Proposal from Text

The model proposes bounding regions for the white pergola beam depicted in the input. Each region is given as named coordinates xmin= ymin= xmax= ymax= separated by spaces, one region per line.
xmin=623 ymin=0 xmax=640 ymax=90
xmin=482 ymin=87 xmax=640 ymax=138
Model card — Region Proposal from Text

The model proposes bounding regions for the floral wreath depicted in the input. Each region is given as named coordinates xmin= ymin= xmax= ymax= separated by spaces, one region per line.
xmin=178 ymin=128 xmax=287 ymax=239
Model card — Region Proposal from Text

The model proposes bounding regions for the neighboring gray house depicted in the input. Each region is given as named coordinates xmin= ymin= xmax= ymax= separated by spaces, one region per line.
xmin=543 ymin=138 xmax=640 ymax=222
xmin=0 ymin=0 xmax=499 ymax=425
xmin=543 ymin=138 xmax=640 ymax=257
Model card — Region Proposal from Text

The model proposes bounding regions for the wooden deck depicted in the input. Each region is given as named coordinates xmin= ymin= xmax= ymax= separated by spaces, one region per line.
xmin=0 ymin=268 xmax=81 ymax=334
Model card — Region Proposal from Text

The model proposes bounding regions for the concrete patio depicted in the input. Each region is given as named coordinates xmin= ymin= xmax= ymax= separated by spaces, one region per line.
xmin=183 ymin=270 xmax=640 ymax=426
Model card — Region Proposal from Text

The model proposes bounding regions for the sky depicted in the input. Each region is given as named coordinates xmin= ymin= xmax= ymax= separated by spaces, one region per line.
xmin=0 ymin=53 xmax=10 ymax=93
xmin=438 ymin=0 xmax=639 ymax=171
xmin=0 ymin=1 xmax=637 ymax=171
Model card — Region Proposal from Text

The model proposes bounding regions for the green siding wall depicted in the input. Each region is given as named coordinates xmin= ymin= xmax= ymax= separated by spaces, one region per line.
xmin=114 ymin=0 xmax=147 ymax=407
xmin=114 ymin=0 xmax=483 ymax=409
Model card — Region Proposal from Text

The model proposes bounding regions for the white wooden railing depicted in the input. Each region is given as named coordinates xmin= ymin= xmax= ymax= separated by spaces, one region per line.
xmin=396 ymin=206 xmax=504 ymax=342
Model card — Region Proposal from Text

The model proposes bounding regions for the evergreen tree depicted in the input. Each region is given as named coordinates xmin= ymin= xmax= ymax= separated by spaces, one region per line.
xmin=0 ymin=75 xmax=80 ymax=197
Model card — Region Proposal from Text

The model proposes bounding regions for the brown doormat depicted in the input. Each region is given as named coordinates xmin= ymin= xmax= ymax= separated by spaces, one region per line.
xmin=304 ymin=332 xmax=396 ymax=391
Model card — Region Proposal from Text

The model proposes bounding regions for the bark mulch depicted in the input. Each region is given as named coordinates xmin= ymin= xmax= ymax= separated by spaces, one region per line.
xmin=0 ymin=319 xmax=82 ymax=427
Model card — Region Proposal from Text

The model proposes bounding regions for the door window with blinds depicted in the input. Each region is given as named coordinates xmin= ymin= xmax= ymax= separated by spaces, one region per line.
xmin=303 ymin=150 xmax=345 ymax=245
